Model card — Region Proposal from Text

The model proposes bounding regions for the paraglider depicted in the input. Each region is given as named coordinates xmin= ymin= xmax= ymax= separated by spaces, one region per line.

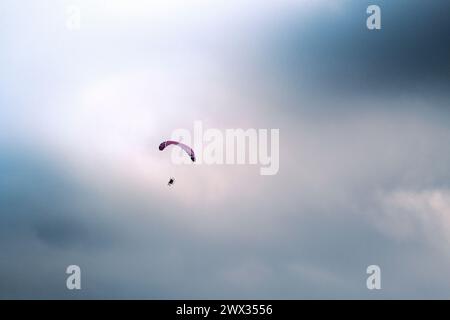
xmin=159 ymin=140 xmax=195 ymax=187
xmin=159 ymin=140 xmax=195 ymax=162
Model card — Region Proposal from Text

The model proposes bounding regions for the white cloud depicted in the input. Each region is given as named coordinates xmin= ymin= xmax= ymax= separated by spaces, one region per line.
xmin=376 ymin=189 xmax=450 ymax=245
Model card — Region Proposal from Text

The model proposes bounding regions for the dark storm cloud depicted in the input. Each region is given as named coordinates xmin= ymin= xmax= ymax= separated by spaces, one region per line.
xmin=0 ymin=146 xmax=124 ymax=298
xmin=265 ymin=0 xmax=450 ymax=98
xmin=0 ymin=148 xmax=115 ymax=250
xmin=0 ymin=146 xmax=178 ymax=299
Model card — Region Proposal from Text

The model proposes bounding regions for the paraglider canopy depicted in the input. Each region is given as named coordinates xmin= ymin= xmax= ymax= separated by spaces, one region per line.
xmin=159 ymin=140 xmax=195 ymax=162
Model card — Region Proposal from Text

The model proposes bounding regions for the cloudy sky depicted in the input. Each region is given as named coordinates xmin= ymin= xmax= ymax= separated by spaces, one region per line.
xmin=1 ymin=0 xmax=450 ymax=298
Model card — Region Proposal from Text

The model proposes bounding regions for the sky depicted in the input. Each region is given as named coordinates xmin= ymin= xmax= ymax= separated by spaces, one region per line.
xmin=1 ymin=0 xmax=450 ymax=299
